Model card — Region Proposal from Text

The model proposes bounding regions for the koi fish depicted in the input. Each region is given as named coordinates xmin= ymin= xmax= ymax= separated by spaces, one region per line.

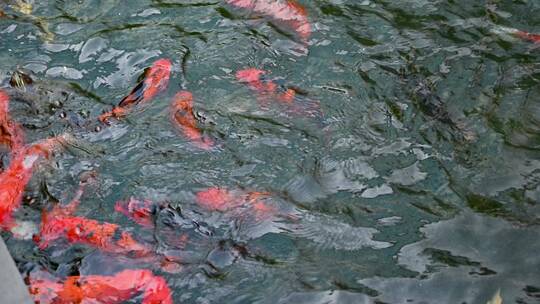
xmin=514 ymin=30 xmax=540 ymax=44
xmin=28 ymin=268 xmax=173 ymax=304
xmin=236 ymin=68 xmax=296 ymax=104
xmin=196 ymin=187 xmax=274 ymax=216
xmin=115 ymin=197 xmax=157 ymax=228
xmin=35 ymin=196 xmax=151 ymax=256
xmin=236 ymin=68 xmax=322 ymax=117
xmin=170 ymin=91 xmax=214 ymax=150
xmin=0 ymin=89 xmax=24 ymax=153
xmin=225 ymin=0 xmax=312 ymax=43
xmin=0 ymin=135 xmax=68 ymax=230
xmin=491 ymin=25 xmax=540 ymax=44
xmin=99 ymin=58 xmax=172 ymax=123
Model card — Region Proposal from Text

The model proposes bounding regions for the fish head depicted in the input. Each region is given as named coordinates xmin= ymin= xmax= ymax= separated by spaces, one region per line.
xmin=143 ymin=58 xmax=172 ymax=99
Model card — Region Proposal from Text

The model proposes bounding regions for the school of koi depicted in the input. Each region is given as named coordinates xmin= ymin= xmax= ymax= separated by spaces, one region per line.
xmin=0 ymin=0 xmax=539 ymax=303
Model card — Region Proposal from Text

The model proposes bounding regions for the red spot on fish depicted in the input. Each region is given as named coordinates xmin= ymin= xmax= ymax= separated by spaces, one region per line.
xmin=115 ymin=197 xmax=156 ymax=228
xmin=99 ymin=58 xmax=172 ymax=123
xmin=0 ymin=135 xmax=66 ymax=230
xmin=28 ymin=269 xmax=173 ymax=304
xmin=515 ymin=30 xmax=540 ymax=43
xmin=226 ymin=0 xmax=312 ymax=43
xmin=170 ymin=91 xmax=214 ymax=150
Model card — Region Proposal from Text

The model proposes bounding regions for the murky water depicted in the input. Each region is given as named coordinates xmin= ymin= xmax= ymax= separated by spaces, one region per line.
xmin=1 ymin=0 xmax=539 ymax=303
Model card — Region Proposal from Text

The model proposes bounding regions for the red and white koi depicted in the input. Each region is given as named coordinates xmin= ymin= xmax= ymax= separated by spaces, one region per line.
xmin=236 ymin=68 xmax=322 ymax=117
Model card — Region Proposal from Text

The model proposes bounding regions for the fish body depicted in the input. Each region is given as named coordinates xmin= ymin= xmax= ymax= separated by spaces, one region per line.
xmin=99 ymin=58 xmax=172 ymax=122
xmin=226 ymin=0 xmax=311 ymax=43
xmin=236 ymin=68 xmax=296 ymax=103
xmin=36 ymin=198 xmax=151 ymax=256
xmin=515 ymin=30 xmax=540 ymax=43
xmin=236 ymin=68 xmax=322 ymax=117
xmin=28 ymin=269 xmax=173 ymax=304
xmin=492 ymin=26 xmax=540 ymax=44
xmin=0 ymin=89 xmax=24 ymax=152
xmin=196 ymin=187 xmax=273 ymax=217
xmin=115 ymin=197 xmax=156 ymax=228
xmin=170 ymin=91 xmax=214 ymax=150
xmin=0 ymin=135 xmax=66 ymax=229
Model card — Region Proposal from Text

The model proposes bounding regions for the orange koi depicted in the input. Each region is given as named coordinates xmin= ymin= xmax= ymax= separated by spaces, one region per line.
xmin=236 ymin=68 xmax=322 ymax=117
xmin=99 ymin=58 xmax=172 ymax=123
xmin=28 ymin=268 xmax=173 ymax=304
xmin=0 ymin=135 xmax=67 ymax=230
xmin=236 ymin=68 xmax=296 ymax=104
xmin=35 ymin=196 xmax=151 ymax=256
xmin=170 ymin=91 xmax=214 ymax=150
xmin=226 ymin=0 xmax=312 ymax=43
xmin=0 ymin=89 xmax=24 ymax=153
xmin=196 ymin=187 xmax=274 ymax=216
xmin=115 ymin=197 xmax=156 ymax=228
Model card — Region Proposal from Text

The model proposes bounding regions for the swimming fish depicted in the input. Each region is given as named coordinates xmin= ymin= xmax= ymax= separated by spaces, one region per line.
xmin=115 ymin=197 xmax=157 ymax=228
xmin=514 ymin=30 xmax=540 ymax=44
xmin=492 ymin=26 xmax=540 ymax=44
xmin=225 ymin=0 xmax=312 ymax=43
xmin=196 ymin=187 xmax=274 ymax=216
xmin=99 ymin=58 xmax=172 ymax=123
xmin=35 ymin=195 xmax=151 ymax=256
xmin=236 ymin=68 xmax=322 ymax=117
xmin=28 ymin=268 xmax=173 ymax=304
xmin=169 ymin=91 xmax=214 ymax=150
xmin=236 ymin=68 xmax=296 ymax=104
xmin=0 ymin=134 xmax=68 ymax=230
xmin=0 ymin=89 xmax=24 ymax=152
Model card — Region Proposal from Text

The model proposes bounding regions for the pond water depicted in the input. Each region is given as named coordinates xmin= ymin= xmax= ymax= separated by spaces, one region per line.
xmin=1 ymin=0 xmax=539 ymax=303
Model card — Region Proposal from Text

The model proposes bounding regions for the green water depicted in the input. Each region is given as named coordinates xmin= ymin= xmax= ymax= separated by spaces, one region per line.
xmin=1 ymin=0 xmax=539 ymax=303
